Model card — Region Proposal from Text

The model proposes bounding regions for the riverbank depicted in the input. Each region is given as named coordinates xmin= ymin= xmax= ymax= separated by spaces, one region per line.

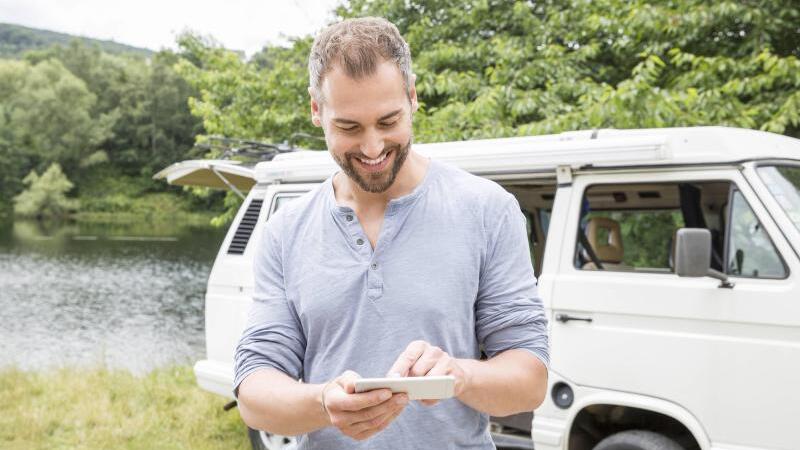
xmin=0 ymin=365 xmax=248 ymax=449
xmin=1 ymin=168 xmax=228 ymax=227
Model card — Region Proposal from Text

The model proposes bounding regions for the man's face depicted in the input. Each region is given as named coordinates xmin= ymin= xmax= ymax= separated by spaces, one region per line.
xmin=310 ymin=60 xmax=418 ymax=194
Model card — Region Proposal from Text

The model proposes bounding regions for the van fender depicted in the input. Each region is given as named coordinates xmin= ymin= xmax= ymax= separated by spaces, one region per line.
xmin=562 ymin=389 xmax=711 ymax=450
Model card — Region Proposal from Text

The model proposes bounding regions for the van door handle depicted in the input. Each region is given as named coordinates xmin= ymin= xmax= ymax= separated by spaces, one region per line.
xmin=555 ymin=314 xmax=593 ymax=323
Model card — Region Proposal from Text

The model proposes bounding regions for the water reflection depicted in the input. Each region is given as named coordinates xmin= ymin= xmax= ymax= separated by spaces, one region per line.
xmin=0 ymin=219 xmax=227 ymax=374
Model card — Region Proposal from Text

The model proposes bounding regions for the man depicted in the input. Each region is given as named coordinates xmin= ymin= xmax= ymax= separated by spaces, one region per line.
xmin=234 ymin=17 xmax=549 ymax=449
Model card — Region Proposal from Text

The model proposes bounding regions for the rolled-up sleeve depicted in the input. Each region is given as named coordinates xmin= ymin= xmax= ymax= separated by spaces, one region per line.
xmin=233 ymin=209 xmax=306 ymax=397
xmin=475 ymin=193 xmax=550 ymax=368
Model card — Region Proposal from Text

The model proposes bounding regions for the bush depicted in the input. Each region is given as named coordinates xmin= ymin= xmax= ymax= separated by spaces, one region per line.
xmin=13 ymin=163 xmax=79 ymax=218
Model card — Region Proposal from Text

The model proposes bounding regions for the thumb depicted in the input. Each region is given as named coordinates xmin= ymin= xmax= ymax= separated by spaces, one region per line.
xmin=338 ymin=370 xmax=361 ymax=394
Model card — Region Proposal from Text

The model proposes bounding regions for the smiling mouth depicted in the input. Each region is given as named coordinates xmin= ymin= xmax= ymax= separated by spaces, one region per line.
xmin=354 ymin=150 xmax=393 ymax=172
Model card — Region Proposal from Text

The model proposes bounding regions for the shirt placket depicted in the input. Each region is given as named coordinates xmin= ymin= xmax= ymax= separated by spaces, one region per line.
xmin=342 ymin=210 xmax=387 ymax=301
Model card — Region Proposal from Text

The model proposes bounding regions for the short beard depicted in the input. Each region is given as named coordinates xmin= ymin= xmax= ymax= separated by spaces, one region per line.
xmin=333 ymin=137 xmax=411 ymax=194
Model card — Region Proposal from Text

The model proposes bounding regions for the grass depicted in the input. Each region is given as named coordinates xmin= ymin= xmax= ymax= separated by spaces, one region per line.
xmin=0 ymin=365 xmax=250 ymax=450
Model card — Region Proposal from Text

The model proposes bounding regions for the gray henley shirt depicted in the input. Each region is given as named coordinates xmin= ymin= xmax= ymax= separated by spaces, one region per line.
xmin=234 ymin=157 xmax=550 ymax=449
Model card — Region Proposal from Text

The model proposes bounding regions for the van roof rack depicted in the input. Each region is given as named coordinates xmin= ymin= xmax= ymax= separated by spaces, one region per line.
xmin=193 ymin=133 xmax=324 ymax=162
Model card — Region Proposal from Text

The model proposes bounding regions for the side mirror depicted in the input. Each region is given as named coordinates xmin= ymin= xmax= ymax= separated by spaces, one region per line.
xmin=675 ymin=228 xmax=734 ymax=288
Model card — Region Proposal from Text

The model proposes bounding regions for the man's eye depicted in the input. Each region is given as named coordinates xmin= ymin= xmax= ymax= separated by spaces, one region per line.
xmin=379 ymin=120 xmax=398 ymax=128
xmin=338 ymin=126 xmax=358 ymax=132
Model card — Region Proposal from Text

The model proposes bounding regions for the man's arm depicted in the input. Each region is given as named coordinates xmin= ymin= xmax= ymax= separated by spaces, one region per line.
xmin=456 ymin=349 xmax=548 ymax=416
xmin=237 ymin=368 xmax=329 ymax=436
xmin=238 ymin=368 xmax=409 ymax=440
xmin=386 ymin=341 xmax=547 ymax=417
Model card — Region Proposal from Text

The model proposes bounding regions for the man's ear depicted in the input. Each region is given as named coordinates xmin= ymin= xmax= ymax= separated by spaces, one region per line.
xmin=408 ymin=73 xmax=419 ymax=113
xmin=308 ymin=87 xmax=322 ymax=127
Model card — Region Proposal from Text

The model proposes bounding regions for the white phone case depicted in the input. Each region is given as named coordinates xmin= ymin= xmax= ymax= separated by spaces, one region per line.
xmin=353 ymin=375 xmax=456 ymax=400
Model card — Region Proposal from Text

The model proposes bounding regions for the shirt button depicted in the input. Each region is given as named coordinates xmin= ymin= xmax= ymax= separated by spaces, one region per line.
xmin=345 ymin=214 xmax=354 ymax=222
xmin=356 ymin=238 xmax=364 ymax=245
xmin=370 ymin=263 xmax=378 ymax=270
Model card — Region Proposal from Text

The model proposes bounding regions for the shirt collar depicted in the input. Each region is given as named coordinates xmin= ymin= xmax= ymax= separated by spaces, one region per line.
xmin=326 ymin=157 xmax=438 ymax=216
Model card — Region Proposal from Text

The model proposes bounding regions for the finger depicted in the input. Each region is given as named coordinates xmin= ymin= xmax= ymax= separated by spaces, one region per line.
xmin=347 ymin=393 xmax=405 ymax=424
xmin=348 ymin=401 xmax=401 ymax=434
xmin=408 ymin=345 xmax=443 ymax=377
xmin=387 ymin=340 xmax=428 ymax=377
xmin=338 ymin=370 xmax=361 ymax=394
xmin=352 ymin=395 xmax=407 ymax=440
xmin=352 ymin=408 xmax=402 ymax=440
xmin=379 ymin=396 xmax=407 ymax=425
xmin=427 ymin=355 xmax=451 ymax=376
xmin=337 ymin=388 xmax=393 ymax=412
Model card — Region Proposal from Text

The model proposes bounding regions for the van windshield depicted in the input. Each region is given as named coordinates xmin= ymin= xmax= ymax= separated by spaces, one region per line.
xmin=757 ymin=165 xmax=800 ymax=234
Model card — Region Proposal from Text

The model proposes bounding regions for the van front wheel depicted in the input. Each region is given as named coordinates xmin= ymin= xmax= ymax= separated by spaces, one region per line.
xmin=593 ymin=430 xmax=682 ymax=450
xmin=247 ymin=427 xmax=296 ymax=450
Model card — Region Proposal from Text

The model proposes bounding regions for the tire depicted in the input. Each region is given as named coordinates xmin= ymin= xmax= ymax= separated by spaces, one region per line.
xmin=593 ymin=430 xmax=683 ymax=450
xmin=247 ymin=426 xmax=297 ymax=450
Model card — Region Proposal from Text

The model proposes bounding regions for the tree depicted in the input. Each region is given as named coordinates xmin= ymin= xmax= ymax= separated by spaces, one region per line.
xmin=175 ymin=32 xmax=316 ymax=146
xmin=338 ymin=0 xmax=800 ymax=140
xmin=24 ymin=41 xmax=203 ymax=176
xmin=0 ymin=58 xmax=114 ymax=173
xmin=13 ymin=163 xmax=79 ymax=218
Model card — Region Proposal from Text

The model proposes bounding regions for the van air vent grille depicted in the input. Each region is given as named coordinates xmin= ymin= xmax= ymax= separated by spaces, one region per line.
xmin=227 ymin=198 xmax=264 ymax=255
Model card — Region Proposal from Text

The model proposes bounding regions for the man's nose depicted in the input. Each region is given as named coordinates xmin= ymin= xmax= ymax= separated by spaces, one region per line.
xmin=360 ymin=129 xmax=385 ymax=158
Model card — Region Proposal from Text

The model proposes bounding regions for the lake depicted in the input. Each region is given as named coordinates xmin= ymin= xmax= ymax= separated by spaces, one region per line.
xmin=0 ymin=219 xmax=227 ymax=375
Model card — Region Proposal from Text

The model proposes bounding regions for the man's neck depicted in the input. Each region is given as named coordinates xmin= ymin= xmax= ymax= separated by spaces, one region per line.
xmin=334 ymin=150 xmax=429 ymax=211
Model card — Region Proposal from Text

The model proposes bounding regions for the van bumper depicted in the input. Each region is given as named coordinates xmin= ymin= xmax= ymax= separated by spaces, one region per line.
xmin=194 ymin=359 xmax=235 ymax=399
xmin=532 ymin=415 xmax=568 ymax=450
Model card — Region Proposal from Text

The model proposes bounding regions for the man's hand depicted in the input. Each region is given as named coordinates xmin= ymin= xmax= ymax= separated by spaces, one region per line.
xmin=322 ymin=370 xmax=409 ymax=441
xmin=386 ymin=340 xmax=471 ymax=406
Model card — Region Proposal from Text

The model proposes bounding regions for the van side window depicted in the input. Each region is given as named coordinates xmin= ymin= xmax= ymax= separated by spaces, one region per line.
xmin=578 ymin=209 xmax=684 ymax=271
xmin=270 ymin=194 xmax=301 ymax=215
xmin=726 ymin=189 xmax=787 ymax=278
xmin=575 ymin=182 xmax=728 ymax=273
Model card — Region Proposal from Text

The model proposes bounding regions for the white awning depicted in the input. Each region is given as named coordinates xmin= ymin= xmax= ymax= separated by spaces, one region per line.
xmin=153 ymin=160 xmax=255 ymax=196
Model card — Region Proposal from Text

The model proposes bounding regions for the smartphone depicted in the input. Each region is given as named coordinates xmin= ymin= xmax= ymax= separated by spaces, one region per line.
xmin=353 ymin=375 xmax=455 ymax=400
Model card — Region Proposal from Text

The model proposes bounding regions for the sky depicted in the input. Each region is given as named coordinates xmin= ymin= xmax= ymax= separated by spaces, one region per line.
xmin=0 ymin=0 xmax=343 ymax=56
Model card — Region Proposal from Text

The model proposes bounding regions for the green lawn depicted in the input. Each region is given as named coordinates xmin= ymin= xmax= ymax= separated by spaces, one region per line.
xmin=0 ymin=365 xmax=249 ymax=450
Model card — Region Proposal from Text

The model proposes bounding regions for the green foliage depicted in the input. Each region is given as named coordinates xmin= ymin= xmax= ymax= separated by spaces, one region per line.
xmin=0 ymin=39 xmax=206 ymax=220
xmin=0 ymin=57 xmax=114 ymax=174
xmin=337 ymin=0 xmax=800 ymax=140
xmin=13 ymin=163 xmax=79 ymax=218
xmin=588 ymin=210 xmax=685 ymax=268
xmin=175 ymin=33 xmax=319 ymax=225
xmin=73 ymin=166 xmax=223 ymax=222
xmin=176 ymin=32 xmax=317 ymax=146
xmin=209 ymin=191 xmax=244 ymax=227
xmin=24 ymin=41 xmax=203 ymax=176
xmin=177 ymin=0 xmax=800 ymax=151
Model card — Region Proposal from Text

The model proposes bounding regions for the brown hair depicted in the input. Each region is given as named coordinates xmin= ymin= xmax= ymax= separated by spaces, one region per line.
xmin=308 ymin=17 xmax=413 ymax=102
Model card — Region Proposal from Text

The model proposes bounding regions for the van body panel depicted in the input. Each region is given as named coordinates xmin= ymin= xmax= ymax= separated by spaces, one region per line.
xmin=548 ymin=168 xmax=800 ymax=449
xmin=254 ymin=127 xmax=800 ymax=185
xmin=200 ymin=183 xmax=313 ymax=404
xmin=536 ymin=184 xmax=572 ymax=312
xmin=568 ymin=388 xmax=711 ymax=450
xmin=194 ymin=359 xmax=235 ymax=399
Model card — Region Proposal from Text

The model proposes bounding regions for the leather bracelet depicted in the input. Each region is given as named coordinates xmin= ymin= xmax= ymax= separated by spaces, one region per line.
xmin=321 ymin=380 xmax=335 ymax=416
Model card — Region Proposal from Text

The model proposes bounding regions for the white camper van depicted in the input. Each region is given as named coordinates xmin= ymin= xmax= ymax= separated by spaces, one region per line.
xmin=156 ymin=126 xmax=800 ymax=450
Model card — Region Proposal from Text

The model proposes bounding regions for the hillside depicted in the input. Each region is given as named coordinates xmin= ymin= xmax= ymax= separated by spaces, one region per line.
xmin=0 ymin=22 xmax=153 ymax=58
